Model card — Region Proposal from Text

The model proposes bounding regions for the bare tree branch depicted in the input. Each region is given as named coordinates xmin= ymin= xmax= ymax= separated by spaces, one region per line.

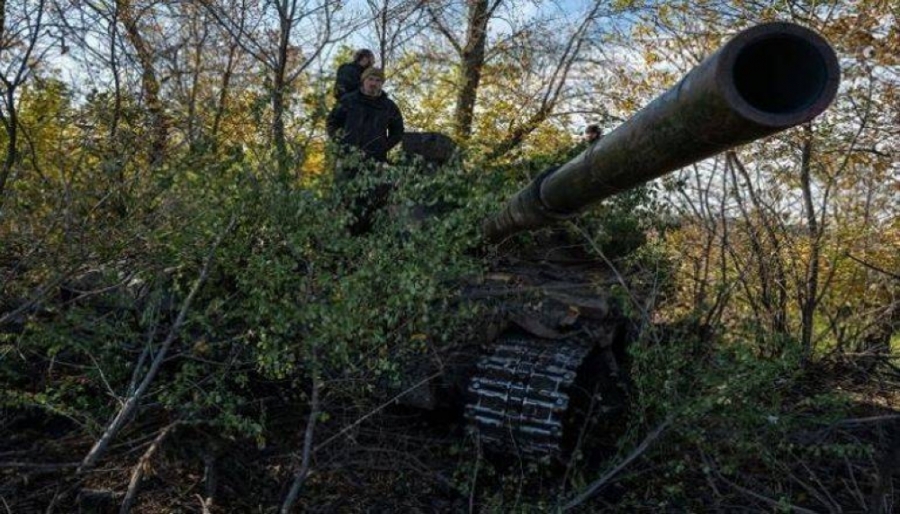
xmin=561 ymin=416 xmax=673 ymax=511
xmin=78 ymin=214 xmax=236 ymax=473
xmin=279 ymin=377 xmax=321 ymax=514
xmin=119 ymin=421 xmax=179 ymax=514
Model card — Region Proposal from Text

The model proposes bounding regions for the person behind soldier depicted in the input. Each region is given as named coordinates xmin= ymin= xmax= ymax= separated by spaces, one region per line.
xmin=334 ymin=49 xmax=375 ymax=101
xmin=561 ymin=123 xmax=603 ymax=162
xmin=584 ymin=124 xmax=602 ymax=144
xmin=326 ymin=67 xmax=404 ymax=233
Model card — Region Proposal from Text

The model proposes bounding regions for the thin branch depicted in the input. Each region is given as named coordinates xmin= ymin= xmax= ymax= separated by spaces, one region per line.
xmin=119 ymin=421 xmax=179 ymax=514
xmin=0 ymin=462 xmax=79 ymax=471
xmin=313 ymin=371 xmax=442 ymax=453
xmin=561 ymin=416 xmax=673 ymax=511
xmin=832 ymin=415 xmax=900 ymax=426
xmin=78 ymin=214 xmax=236 ymax=473
xmin=425 ymin=3 xmax=461 ymax=55
xmin=468 ymin=437 xmax=482 ymax=514
xmin=279 ymin=377 xmax=321 ymax=514
xmin=712 ymin=466 xmax=819 ymax=514
xmin=570 ymin=222 xmax=651 ymax=325
xmin=198 ymin=0 xmax=272 ymax=67
xmin=195 ymin=493 xmax=212 ymax=514
xmin=846 ymin=253 xmax=900 ymax=281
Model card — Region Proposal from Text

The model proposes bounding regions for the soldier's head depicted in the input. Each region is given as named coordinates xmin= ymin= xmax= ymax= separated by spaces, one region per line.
xmin=361 ymin=67 xmax=385 ymax=97
xmin=584 ymin=124 xmax=602 ymax=143
xmin=355 ymin=49 xmax=375 ymax=68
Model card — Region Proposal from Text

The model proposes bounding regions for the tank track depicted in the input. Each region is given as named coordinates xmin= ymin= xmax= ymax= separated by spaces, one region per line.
xmin=464 ymin=335 xmax=593 ymax=457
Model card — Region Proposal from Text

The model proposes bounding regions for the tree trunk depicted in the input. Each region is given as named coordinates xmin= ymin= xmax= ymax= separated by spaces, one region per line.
xmin=272 ymin=72 xmax=288 ymax=177
xmin=454 ymin=0 xmax=490 ymax=141
xmin=0 ymin=88 xmax=17 ymax=199
xmin=799 ymin=123 xmax=819 ymax=364
xmin=187 ymin=12 xmax=208 ymax=153
xmin=272 ymin=0 xmax=292 ymax=178
xmin=0 ymin=0 xmax=15 ymax=197
xmin=211 ymin=41 xmax=239 ymax=143
xmin=116 ymin=0 xmax=167 ymax=168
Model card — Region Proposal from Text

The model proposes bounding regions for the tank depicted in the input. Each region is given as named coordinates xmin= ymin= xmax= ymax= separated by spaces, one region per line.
xmin=401 ymin=22 xmax=839 ymax=459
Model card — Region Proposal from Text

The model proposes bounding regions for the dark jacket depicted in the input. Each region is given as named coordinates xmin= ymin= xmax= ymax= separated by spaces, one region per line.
xmin=334 ymin=62 xmax=365 ymax=100
xmin=327 ymin=90 xmax=404 ymax=164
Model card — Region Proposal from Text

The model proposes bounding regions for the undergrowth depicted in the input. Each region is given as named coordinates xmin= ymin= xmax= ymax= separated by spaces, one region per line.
xmin=1 ymin=152 xmax=897 ymax=512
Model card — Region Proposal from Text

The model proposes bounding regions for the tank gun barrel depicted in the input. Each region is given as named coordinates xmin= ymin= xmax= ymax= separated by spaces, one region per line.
xmin=483 ymin=22 xmax=840 ymax=243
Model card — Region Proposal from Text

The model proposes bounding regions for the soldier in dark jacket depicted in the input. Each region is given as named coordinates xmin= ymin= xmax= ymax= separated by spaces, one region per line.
xmin=333 ymin=49 xmax=374 ymax=100
xmin=327 ymin=67 xmax=404 ymax=169
xmin=327 ymin=67 xmax=405 ymax=233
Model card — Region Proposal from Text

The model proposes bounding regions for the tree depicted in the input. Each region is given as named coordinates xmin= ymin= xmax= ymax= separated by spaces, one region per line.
xmin=202 ymin=0 xmax=350 ymax=177
xmin=0 ymin=0 xmax=51 ymax=198
xmin=422 ymin=0 xmax=624 ymax=160
xmin=426 ymin=0 xmax=500 ymax=141
xmin=147 ymin=2 xmax=247 ymax=155
xmin=629 ymin=0 xmax=899 ymax=360
xmin=113 ymin=0 xmax=168 ymax=167
xmin=483 ymin=0 xmax=607 ymax=160
xmin=365 ymin=0 xmax=428 ymax=68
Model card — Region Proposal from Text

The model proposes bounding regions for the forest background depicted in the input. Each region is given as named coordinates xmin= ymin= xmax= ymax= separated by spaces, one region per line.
xmin=0 ymin=0 xmax=898 ymax=512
